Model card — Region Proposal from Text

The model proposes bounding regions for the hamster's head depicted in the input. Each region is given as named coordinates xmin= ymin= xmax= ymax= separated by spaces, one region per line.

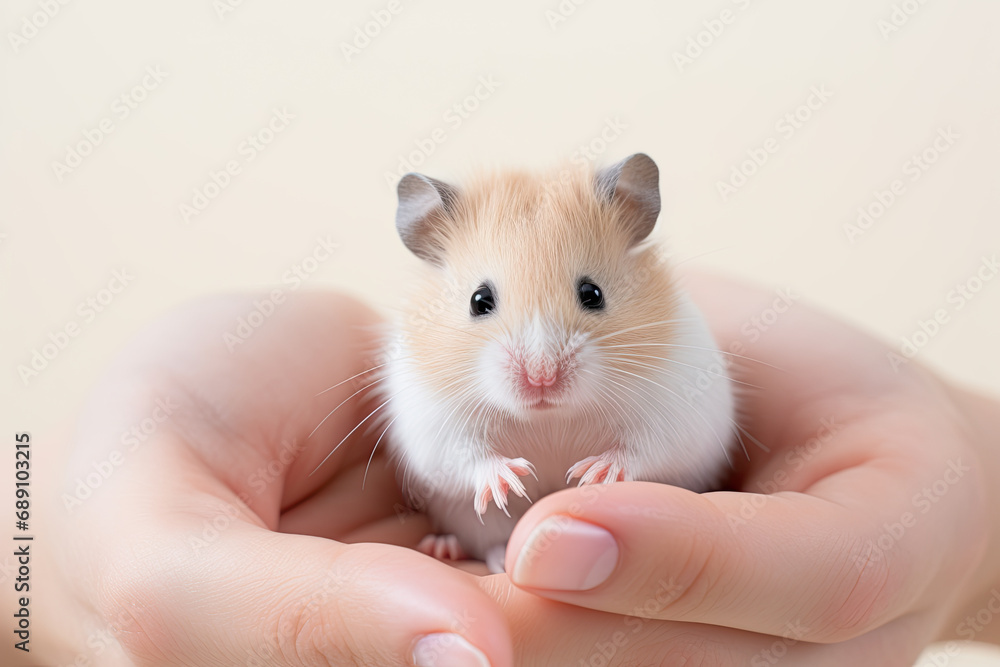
xmin=393 ymin=153 xmax=682 ymax=421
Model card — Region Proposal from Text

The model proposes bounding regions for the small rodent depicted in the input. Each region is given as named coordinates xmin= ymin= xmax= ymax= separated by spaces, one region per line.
xmin=378 ymin=153 xmax=736 ymax=573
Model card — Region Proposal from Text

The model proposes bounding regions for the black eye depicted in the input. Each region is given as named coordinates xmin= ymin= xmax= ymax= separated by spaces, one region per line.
xmin=578 ymin=281 xmax=604 ymax=310
xmin=471 ymin=284 xmax=495 ymax=317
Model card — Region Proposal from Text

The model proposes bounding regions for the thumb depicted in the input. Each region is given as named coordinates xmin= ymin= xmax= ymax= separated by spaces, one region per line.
xmin=99 ymin=520 xmax=511 ymax=667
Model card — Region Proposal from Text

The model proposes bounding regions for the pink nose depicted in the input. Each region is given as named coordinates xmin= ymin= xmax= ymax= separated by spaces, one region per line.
xmin=525 ymin=370 xmax=558 ymax=387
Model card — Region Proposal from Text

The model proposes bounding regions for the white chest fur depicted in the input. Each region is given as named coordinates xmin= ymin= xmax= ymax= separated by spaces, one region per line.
xmin=380 ymin=288 xmax=735 ymax=562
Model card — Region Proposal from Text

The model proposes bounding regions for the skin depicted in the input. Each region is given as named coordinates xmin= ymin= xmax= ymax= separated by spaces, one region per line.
xmin=20 ymin=272 xmax=1000 ymax=666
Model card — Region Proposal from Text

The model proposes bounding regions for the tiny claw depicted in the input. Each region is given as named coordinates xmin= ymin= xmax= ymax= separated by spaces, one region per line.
xmin=472 ymin=455 xmax=535 ymax=517
xmin=507 ymin=457 xmax=538 ymax=481
xmin=566 ymin=452 xmax=628 ymax=487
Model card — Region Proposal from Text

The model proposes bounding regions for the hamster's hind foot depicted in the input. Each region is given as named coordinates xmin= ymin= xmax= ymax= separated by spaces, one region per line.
xmin=485 ymin=544 xmax=506 ymax=574
xmin=416 ymin=534 xmax=468 ymax=561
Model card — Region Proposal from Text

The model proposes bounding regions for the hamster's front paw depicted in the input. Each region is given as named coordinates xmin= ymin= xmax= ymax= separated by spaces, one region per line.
xmin=473 ymin=456 xmax=536 ymax=518
xmin=566 ymin=448 xmax=632 ymax=486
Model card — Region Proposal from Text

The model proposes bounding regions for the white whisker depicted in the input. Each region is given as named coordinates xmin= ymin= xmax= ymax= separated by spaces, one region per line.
xmin=589 ymin=318 xmax=699 ymax=344
xmin=363 ymin=413 xmax=399 ymax=489
xmin=315 ymin=362 xmax=388 ymax=397
xmin=307 ymin=375 xmax=389 ymax=440
xmin=603 ymin=352 xmax=762 ymax=390
xmin=309 ymin=392 xmax=400 ymax=476
xmin=604 ymin=342 xmax=783 ymax=372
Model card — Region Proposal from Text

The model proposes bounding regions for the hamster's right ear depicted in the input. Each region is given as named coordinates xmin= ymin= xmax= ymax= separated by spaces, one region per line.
xmin=396 ymin=173 xmax=458 ymax=265
xmin=595 ymin=153 xmax=661 ymax=246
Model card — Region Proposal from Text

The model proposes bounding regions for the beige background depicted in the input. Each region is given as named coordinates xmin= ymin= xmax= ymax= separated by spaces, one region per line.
xmin=2 ymin=0 xmax=999 ymax=663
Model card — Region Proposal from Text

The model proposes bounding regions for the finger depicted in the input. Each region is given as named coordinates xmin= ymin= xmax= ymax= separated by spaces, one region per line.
xmin=80 ymin=291 xmax=388 ymax=515
xmin=479 ymin=575 xmax=930 ymax=667
xmin=503 ymin=466 xmax=961 ymax=644
xmin=99 ymin=518 xmax=511 ymax=667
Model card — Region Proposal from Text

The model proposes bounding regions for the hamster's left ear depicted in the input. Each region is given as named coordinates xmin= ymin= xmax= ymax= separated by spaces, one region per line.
xmin=395 ymin=173 xmax=458 ymax=265
xmin=596 ymin=153 xmax=661 ymax=246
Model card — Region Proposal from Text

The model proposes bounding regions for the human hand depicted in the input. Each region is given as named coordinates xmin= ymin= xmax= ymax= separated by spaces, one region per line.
xmin=37 ymin=277 xmax=1000 ymax=667
xmin=483 ymin=271 xmax=1000 ymax=665
xmin=45 ymin=293 xmax=513 ymax=667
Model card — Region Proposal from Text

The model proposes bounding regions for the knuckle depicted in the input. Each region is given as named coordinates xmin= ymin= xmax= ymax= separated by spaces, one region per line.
xmin=267 ymin=550 xmax=395 ymax=667
xmin=633 ymin=535 xmax=725 ymax=620
xmin=807 ymin=536 xmax=902 ymax=642
xmin=271 ymin=595 xmax=352 ymax=666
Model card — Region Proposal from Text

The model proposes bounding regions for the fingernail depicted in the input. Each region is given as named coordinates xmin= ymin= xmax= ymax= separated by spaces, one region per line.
xmin=511 ymin=516 xmax=618 ymax=591
xmin=413 ymin=633 xmax=491 ymax=667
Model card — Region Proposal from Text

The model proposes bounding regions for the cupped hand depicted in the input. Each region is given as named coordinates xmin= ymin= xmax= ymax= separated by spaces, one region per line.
xmin=44 ymin=276 xmax=1000 ymax=667
xmin=50 ymin=293 xmax=512 ymax=667
xmin=490 ymin=271 xmax=1000 ymax=665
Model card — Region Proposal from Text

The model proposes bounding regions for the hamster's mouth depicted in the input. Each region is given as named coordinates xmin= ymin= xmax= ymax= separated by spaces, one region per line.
xmin=519 ymin=386 xmax=563 ymax=410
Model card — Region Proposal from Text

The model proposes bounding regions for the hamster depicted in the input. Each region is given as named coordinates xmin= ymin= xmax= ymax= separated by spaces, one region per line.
xmin=378 ymin=153 xmax=736 ymax=573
